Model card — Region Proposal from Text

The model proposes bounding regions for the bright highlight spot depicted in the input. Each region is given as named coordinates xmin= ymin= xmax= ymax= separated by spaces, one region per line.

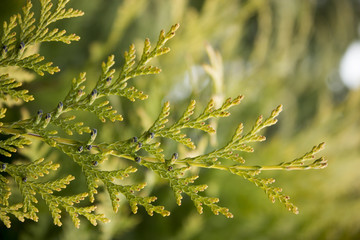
xmin=339 ymin=41 xmax=360 ymax=89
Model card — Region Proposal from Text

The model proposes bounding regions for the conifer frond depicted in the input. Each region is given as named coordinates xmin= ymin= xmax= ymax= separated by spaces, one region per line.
xmin=0 ymin=153 xmax=107 ymax=227
xmin=0 ymin=175 xmax=11 ymax=206
xmin=0 ymin=0 xmax=328 ymax=229
xmin=27 ymin=176 xmax=108 ymax=227
xmin=240 ymin=171 xmax=299 ymax=214
xmin=0 ymin=74 xmax=34 ymax=102
xmin=109 ymin=23 xmax=179 ymax=101
xmin=127 ymin=100 xmax=326 ymax=215
xmin=0 ymin=135 xmax=32 ymax=157
xmin=1 ymin=158 xmax=66 ymax=223
xmin=143 ymin=161 xmax=233 ymax=218
xmin=0 ymin=16 xmax=17 ymax=54
xmin=0 ymin=0 xmax=83 ymax=108
xmin=4 ymin=157 xmax=58 ymax=179
xmin=0 ymin=203 xmax=30 ymax=228
xmin=24 ymin=22 xmax=179 ymax=125
xmin=0 ymin=0 xmax=82 ymax=61
xmin=42 ymin=192 xmax=109 ymax=228
xmin=61 ymin=145 xmax=170 ymax=217
xmin=179 ymin=104 xmax=282 ymax=166
xmin=279 ymin=142 xmax=328 ymax=170
xmin=17 ymin=0 xmax=83 ymax=45
xmin=148 ymin=96 xmax=243 ymax=149
xmin=2 ymin=53 xmax=59 ymax=76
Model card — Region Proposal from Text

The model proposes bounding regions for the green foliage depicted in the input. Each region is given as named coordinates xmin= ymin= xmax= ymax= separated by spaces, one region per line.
xmin=0 ymin=0 xmax=83 ymax=103
xmin=0 ymin=0 xmax=328 ymax=230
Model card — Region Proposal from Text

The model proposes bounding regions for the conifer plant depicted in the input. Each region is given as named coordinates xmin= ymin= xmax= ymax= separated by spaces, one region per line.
xmin=0 ymin=0 xmax=327 ymax=228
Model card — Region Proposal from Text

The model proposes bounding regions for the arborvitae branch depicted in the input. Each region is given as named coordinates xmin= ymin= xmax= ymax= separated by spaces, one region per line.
xmin=0 ymin=74 xmax=34 ymax=102
xmin=0 ymin=0 xmax=83 ymax=104
xmin=0 ymin=0 xmax=327 ymax=229
xmin=0 ymin=203 xmax=30 ymax=228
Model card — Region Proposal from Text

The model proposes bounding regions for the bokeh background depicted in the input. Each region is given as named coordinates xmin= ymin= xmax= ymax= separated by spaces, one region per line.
xmin=1 ymin=0 xmax=360 ymax=239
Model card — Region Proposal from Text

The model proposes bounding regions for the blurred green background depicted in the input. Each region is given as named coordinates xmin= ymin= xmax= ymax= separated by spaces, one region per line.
xmin=1 ymin=0 xmax=360 ymax=239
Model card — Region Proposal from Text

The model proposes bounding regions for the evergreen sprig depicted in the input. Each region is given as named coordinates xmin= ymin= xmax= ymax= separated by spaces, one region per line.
xmin=0 ymin=74 xmax=34 ymax=102
xmin=0 ymin=203 xmax=30 ymax=228
xmin=0 ymin=0 xmax=327 ymax=229
xmin=0 ymin=157 xmax=108 ymax=227
xmin=149 ymin=96 xmax=244 ymax=149
xmin=0 ymin=0 xmax=83 ymax=103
